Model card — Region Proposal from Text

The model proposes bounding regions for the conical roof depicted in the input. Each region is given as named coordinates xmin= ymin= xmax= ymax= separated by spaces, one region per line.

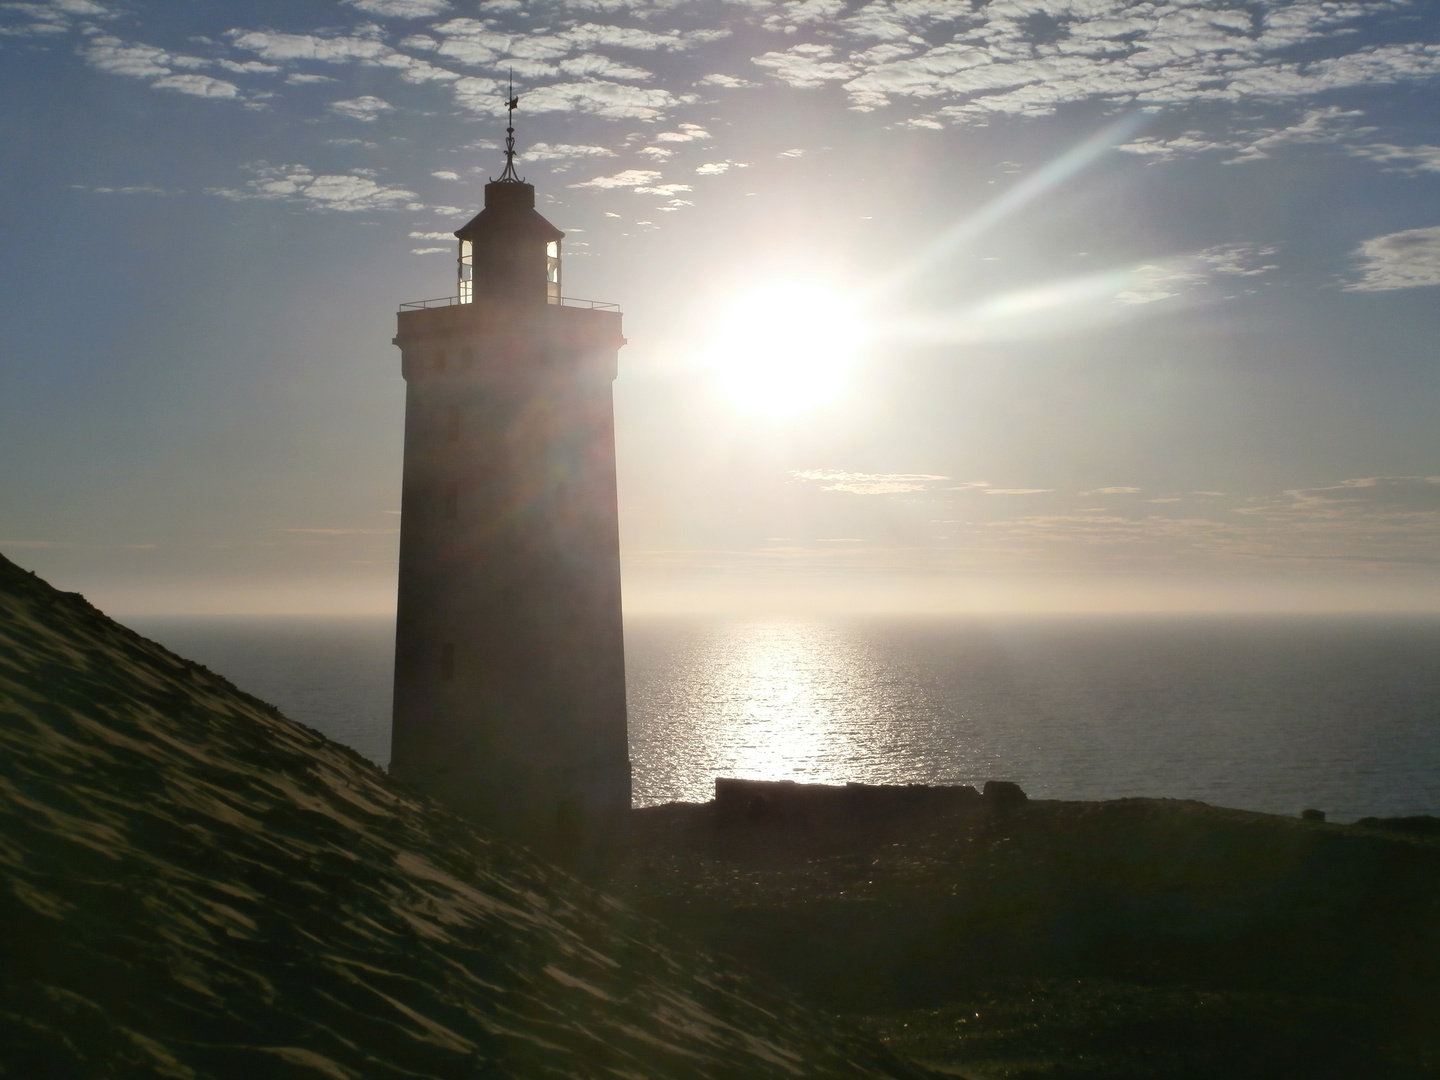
xmin=455 ymin=180 xmax=563 ymax=243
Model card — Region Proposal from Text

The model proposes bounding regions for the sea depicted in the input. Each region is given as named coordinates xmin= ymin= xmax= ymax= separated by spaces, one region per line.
xmin=127 ymin=614 xmax=1440 ymax=824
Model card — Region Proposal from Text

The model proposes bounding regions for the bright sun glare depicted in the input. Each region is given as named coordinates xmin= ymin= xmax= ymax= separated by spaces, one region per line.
xmin=705 ymin=283 xmax=865 ymax=416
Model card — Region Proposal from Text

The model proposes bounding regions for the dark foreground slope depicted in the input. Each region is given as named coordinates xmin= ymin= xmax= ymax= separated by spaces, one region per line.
xmin=0 ymin=554 xmax=926 ymax=1080
xmin=614 ymin=792 xmax=1440 ymax=1079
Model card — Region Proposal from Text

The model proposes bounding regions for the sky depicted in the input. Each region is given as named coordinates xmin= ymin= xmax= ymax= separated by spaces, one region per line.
xmin=2 ymin=0 xmax=1438 ymax=615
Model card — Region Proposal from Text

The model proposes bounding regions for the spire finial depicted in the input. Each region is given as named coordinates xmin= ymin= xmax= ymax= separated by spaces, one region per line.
xmin=497 ymin=72 xmax=522 ymax=183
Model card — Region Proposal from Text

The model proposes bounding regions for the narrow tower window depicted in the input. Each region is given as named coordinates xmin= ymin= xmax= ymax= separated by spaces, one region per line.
xmin=443 ymin=482 xmax=458 ymax=519
xmin=447 ymin=405 xmax=461 ymax=442
xmin=546 ymin=240 xmax=561 ymax=304
xmin=440 ymin=642 xmax=455 ymax=681
xmin=458 ymin=240 xmax=473 ymax=305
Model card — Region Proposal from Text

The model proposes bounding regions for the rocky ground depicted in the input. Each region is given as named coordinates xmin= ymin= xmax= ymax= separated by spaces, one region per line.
xmin=608 ymin=793 xmax=1440 ymax=1079
xmin=0 ymin=552 xmax=926 ymax=1080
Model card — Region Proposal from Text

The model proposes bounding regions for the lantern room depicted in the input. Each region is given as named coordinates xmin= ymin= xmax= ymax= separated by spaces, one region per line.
xmin=454 ymin=179 xmax=564 ymax=307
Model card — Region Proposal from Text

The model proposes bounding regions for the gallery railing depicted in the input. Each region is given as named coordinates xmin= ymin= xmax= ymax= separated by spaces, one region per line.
xmin=399 ymin=295 xmax=620 ymax=312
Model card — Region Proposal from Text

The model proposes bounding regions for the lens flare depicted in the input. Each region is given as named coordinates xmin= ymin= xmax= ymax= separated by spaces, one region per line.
xmin=704 ymin=283 xmax=865 ymax=416
xmin=863 ymin=112 xmax=1151 ymax=302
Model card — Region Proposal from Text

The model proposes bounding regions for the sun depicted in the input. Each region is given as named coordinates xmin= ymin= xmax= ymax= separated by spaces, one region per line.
xmin=703 ymin=283 xmax=865 ymax=416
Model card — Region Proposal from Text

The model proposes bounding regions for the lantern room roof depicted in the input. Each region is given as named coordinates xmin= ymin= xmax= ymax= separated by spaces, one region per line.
xmin=454 ymin=180 xmax=564 ymax=244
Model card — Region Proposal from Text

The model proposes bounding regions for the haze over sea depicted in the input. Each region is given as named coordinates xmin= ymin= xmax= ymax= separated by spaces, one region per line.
xmin=130 ymin=615 xmax=1440 ymax=825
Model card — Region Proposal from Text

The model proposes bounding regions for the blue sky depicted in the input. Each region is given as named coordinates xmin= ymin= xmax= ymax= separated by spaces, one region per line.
xmin=2 ymin=0 xmax=1438 ymax=613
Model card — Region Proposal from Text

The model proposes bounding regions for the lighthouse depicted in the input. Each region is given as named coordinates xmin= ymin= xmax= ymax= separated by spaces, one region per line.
xmin=389 ymin=101 xmax=631 ymax=855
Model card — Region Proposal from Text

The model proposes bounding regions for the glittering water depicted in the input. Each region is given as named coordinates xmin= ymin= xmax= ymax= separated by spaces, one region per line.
xmin=133 ymin=614 xmax=1440 ymax=823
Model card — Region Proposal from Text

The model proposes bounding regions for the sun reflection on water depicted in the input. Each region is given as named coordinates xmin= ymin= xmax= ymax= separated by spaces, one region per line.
xmin=629 ymin=621 xmax=867 ymax=800
xmin=626 ymin=618 xmax=1007 ymax=805
xmin=625 ymin=615 xmax=1440 ymax=820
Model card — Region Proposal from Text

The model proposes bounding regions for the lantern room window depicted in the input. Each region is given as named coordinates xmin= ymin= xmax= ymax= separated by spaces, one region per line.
xmin=546 ymin=240 xmax=561 ymax=304
xmin=458 ymin=239 xmax=474 ymax=304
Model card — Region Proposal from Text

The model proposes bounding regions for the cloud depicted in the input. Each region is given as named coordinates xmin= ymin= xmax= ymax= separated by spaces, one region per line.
xmin=569 ymin=168 xmax=662 ymax=189
xmin=1115 ymin=244 xmax=1277 ymax=304
xmin=430 ymin=169 xmax=460 ymax=180
xmin=695 ymin=162 xmax=731 ymax=175
xmin=82 ymin=36 xmax=180 ymax=78
xmin=0 ymin=0 xmax=113 ymax=37
xmin=654 ymin=123 xmax=710 ymax=142
xmin=343 ymin=0 xmax=450 ymax=17
xmin=836 ymin=4 xmax=1440 ymax=120
xmin=523 ymin=141 xmax=616 ymax=161
xmin=78 ymin=33 xmax=242 ymax=98
xmin=696 ymin=73 xmax=760 ymax=89
xmin=329 ymin=95 xmax=394 ymax=121
xmin=552 ymin=54 xmax=653 ymax=80
xmin=1196 ymin=243 xmax=1278 ymax=277
xmin=1223 ymin=107 xmax=1371 ymax=164
xmin=228 ymin=29 xmax=457 ymax=85
xmin=765 ymin=0 xmax=848 ymax=31
xmin=984 ymin=488 xmax=1052 ymax=495
xmin=753 ymin=43 xmax=858 ymax=88
xmin=1348 ymin=143 xmax=1440 ymax=176
xmin=1277 ymin=476 xmax=1440 ymax=512
xmin=151 ymin=73 xmax=241 ymax=98
xmin=427 ymin=17 xmax=722 ymax=74
xmin=1116 ymin=107 xmax=1370 ymax=164
xmin=967 ymin=476 xmax=1440 ymax=572
xmin=426 ymin=19 xmax=511 ymax=65
xmin=208 ymin=162 xmax=420 ymax=212
xmin=791 ymin=470 xmax=948 ymax=495
xmin=633 ymin=183 xmax=691 ymax=197
xmin=409 ymin=231 xmax=453 ymax=239
xmin=83 ymin=184 xmax=175 ymax=195
xmin=1346 ymin=226 xmax=1440 ymax=292
xmin=1081 ymin=486 xmax=1142 ymax=495
xmin=228 ymin=30 xmax=389 ymax=64
xmin=498 ymin=80 xmax=682 ymax=120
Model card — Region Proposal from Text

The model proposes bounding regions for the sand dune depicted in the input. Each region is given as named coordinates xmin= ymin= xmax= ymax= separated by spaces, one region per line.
xmin=0 ymin=553 xmax=924 ymax=1079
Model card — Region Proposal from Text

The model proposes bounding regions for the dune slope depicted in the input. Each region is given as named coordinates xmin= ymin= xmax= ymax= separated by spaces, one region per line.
xmin=0 ymin=553 xmax=925 ymax=1080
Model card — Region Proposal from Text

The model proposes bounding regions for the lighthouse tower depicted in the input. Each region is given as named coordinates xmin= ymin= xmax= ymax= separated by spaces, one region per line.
xmin=389 ymin=103 xmax=630 ymax=854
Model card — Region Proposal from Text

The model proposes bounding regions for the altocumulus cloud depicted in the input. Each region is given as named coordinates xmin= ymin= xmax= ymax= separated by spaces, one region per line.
xmin=227 ymin=29 xmax=457 ymax=85
xmin=1346 ymin=226 xmax=1440 ymax=291
xmin=0 ymin=0 xmax=114 ymax=37
xmin=569 ymin=168 xmax=663 ymax=190
xmin=209 ymin=162 xmax=420 ymax=212
xmin=523 ymin=142 xmax=617 ymax=161
xmin=329 ymin=94 xmax=395 ymax=121
xmin=826 ymin=0 xmax=1440 ymax=124
xmin=82 ymin=34 xmax=242 ymax=98
xmin=791 ymin=470 xmax=949 ymax=495
xmin=966 ymin=476 xmax=1440 ymax=571
xmin=343 ymin=0 xmax=451 ymax=18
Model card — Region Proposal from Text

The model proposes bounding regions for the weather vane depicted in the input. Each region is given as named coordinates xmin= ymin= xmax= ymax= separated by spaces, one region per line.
xmin=497 ymin=71 xmax=522 ymax=182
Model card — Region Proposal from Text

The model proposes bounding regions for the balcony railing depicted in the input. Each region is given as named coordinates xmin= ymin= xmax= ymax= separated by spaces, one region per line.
xmin=399 ymin=295 xmax=619 ymax=312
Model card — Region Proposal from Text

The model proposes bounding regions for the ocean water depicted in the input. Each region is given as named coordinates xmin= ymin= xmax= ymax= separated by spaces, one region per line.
xmin=130 ymin=614 xmax=1440 ymax=823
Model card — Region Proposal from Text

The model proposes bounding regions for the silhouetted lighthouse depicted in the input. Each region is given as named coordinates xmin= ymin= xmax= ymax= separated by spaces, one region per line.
xmin=390 ymin=101 xmax=630 ymax=854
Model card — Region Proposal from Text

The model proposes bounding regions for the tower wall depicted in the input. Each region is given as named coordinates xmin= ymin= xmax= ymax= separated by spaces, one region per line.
xmin=390 ymin=298 xmax=631 ymax=854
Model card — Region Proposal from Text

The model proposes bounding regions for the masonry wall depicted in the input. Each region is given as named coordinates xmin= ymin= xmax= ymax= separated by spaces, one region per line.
xmin=390 ymin=299 xmax=631 ymax=854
